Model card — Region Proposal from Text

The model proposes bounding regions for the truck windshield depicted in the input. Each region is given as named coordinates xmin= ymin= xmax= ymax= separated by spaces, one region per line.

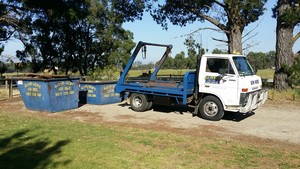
xmin=233 ymin=57 xmax=255 ymax=76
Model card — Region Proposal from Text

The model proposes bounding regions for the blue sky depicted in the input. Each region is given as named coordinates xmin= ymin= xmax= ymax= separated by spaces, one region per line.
xmin=2 ymin=0 xmax=300 ymax=63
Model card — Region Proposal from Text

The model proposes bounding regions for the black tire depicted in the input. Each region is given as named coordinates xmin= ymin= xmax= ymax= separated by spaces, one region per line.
xmin=199 ymin=96 xmax=224 ymax=121
xmin=146 ymin=101 xmax=153 ymax=110
xmin=130 ymin=93 xmax=149 ymax=112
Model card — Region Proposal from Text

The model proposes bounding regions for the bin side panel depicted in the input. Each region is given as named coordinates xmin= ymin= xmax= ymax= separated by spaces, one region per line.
xmin=48 ymin=79 xmax=79 ymax=112
xmin=17 ymin=80 xmax=51 ymax=111
xmin=80 ymin=82 xmax=121 ymax=105
xmin=79 ymin=83 xmax=99 ymax=104
xmin=99 ymin=83 xmax=121 ymax=105
xmin=17 ymin=78 xmax=79 ymax=112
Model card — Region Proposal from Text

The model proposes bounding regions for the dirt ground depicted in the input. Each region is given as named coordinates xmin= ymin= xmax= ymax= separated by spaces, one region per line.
xmin=1 ymin=98 xmax=300 ymax=146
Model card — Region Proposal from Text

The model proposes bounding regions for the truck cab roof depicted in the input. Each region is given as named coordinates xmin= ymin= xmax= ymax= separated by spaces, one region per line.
xmin=203 ymin=54 xmax=245 ymax=58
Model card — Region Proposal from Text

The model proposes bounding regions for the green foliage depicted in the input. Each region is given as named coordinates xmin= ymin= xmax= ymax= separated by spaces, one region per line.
xmin=183 ymin=35 xmax=203 ymax=69
xmin=247 ymin=51 xmax=275 ymax=71
xmin=0 ymin=3 xmax=18 ymax=42
xmin=0 ymin=46 xmax=3 ymax=55
xmin=212 ymin=48 xmax=228 ymax=54
xmin=272 ymin=0 xmax=300 ymax=28
xmin=107 ymin=31 xmax=136 ymax=69
xmin=0 ymin=61 xmax=7 ymax=77
xmin=3 ymin=0 xmax=141 ymax=75
xmin=288 ymin=55 xmax=300 ymax=87
xmin=174 ymin=52 xmax=187 ymax=69
xmin=184 ymin=35 xmax=198 ymax=58
xmin=87 ymin=66 xmax=119 ymax=81
xmin=132 ymin=61 xmax=155 ymax=70
xmin=151 ymin=0 xmax=266 ymax=29
xmin=161 ymin=57 xmax=174 ymax=69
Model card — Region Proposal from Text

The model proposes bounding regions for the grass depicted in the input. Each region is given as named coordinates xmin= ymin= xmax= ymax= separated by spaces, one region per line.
xmin=257 ymin=69 xmax=275 ymax=79
xmin=0 ymin=111 xmax=300 ymax=169
xmin=0 ymin=87 xmax=20 ymax=101
xmin=268 ymin=88 xmax=300 ymax=101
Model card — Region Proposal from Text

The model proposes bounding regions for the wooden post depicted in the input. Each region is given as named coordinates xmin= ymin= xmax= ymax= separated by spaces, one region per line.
xmin=5 ymin=76 xmax=8 ymax=89
xmin=9 ymin=78 xmax=13 ymax=98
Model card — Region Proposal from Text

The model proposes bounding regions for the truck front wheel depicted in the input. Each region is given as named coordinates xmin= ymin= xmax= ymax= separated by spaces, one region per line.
xmin=130 ymin=93 xmax=149 ymax=112
xmin=199 ymin=96 xmax=224 ymax=121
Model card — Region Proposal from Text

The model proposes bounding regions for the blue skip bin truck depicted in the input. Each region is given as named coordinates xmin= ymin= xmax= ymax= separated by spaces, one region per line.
xmin=115 ymin=41 xmax=268 ymax=121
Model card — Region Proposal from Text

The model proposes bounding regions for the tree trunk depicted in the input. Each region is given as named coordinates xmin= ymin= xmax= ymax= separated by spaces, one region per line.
xmin=274 ymin=0 xmax=295 ymax=90
xmin=227 ymin=24 xmax=243 ymax=54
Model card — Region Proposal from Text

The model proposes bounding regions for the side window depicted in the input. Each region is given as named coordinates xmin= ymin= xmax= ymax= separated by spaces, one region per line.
xmin=206 ymin=58 xmax=235 ymax=74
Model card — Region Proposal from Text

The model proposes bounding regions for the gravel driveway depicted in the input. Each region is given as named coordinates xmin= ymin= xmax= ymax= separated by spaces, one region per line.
xmin=73 ymin=100 xmax=300 ymax=144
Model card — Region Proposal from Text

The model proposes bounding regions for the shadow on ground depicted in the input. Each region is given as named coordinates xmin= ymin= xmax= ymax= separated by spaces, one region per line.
xmin=118 ymin=102 xmax=255 ymax=122
xmin=0 ymin=129 xmax=71 ymax=169
xmin=222 ymin=112 xmax=255 ymax=122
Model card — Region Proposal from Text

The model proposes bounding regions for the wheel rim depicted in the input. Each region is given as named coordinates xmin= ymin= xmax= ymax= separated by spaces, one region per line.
xmin=132 ymin=96 xmax=143 ymax=108
xmin=203 ymin=101 xmax=218 ymax=117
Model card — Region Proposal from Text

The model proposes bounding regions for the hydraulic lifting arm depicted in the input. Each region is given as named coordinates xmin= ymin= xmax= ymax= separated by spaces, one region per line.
xmin=116 ymin=41 xmax=173 ymax=93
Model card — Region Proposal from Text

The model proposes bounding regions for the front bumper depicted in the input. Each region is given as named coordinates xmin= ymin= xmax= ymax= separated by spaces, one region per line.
xmin=239 ymin=89 xmax=268 ymax=113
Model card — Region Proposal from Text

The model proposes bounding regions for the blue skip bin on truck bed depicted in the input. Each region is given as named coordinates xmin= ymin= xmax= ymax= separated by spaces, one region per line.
xmin=79 ymin=81 xmax=122 ymax=105
xmin=16 ymin=75 xmax=80 ymax=112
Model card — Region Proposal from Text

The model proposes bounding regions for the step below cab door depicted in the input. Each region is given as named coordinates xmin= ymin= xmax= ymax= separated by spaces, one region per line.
xmin=199 ymin=57 xmax=239 ymax=106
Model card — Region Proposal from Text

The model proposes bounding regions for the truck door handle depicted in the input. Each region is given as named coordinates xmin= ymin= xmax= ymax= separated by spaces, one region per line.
xmin=205 ymin=85 xmax=210 ymax=87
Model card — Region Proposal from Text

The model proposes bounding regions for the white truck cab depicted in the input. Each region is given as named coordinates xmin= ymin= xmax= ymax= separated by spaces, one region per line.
xmin=197 ymin=54 xmax=268 ymax=120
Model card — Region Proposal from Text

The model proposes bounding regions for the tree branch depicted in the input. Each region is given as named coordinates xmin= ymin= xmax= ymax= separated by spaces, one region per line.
xmin=203 ymin=4 xmax=226 ymax=16
xmin=212 ymin=37 xmax=228 ymax=43
xmin=172 ymin=27 xmax=226 ymax=39
xmin=242 ymin=32 xmax=259 ymax=44
xmin=293 ymin=31 xmax=300 ymax=44
xmin=242 ymin=42 xmax=260 ymax=51
xmin=0 ymin=14 xmax=19 ymax=26
xmin=187 ymin=6 xmax=228 ymax=33
xmin=197 ymin=13 xmax=229 ymax=32
xmin=213 ymin=0 xmax=226 ymax=8
xmin=242 ymin=19 xmax=262 ymax=39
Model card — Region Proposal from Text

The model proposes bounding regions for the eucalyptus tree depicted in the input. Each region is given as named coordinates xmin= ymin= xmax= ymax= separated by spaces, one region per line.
xmin=150 ymin=0 xmax=267 ymax=54
xmin=273 ymin=0 xmax=300 ymax=89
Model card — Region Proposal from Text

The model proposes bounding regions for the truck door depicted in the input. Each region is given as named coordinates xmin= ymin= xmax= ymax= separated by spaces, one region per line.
xmin=199 ymin=57 xmax=239 ymax=106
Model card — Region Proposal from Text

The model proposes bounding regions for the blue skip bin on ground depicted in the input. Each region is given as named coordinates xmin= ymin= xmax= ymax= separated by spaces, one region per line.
xmin=79 ymin=81 xmax=122 ymax=105
xmin=16 ymin=76 xmax=80 ymax=112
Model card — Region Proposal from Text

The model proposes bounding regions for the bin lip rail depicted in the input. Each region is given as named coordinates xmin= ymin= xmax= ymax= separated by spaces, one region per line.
xmin=13 ymin=73 xmax=80 ymax=82
xmin=80 ymin=80 xmax=118 ymax=85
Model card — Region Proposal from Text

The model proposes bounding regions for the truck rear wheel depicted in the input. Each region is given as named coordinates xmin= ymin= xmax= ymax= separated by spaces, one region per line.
xmin=147 ymin=101 xmax=153 ymax=110
xmin=130 ymin=93 xmax=149 ymax=112
xmin=199 ymin=96 xmax=224 ymax=121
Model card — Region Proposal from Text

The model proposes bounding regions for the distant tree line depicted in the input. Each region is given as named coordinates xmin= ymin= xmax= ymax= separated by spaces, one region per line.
xmin=133 ymin=50 xmax=276 ymax=72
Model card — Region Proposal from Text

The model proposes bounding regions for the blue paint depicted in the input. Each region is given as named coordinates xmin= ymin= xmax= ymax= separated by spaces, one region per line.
xmin=116 ymin=71 xmax=195 ymax=105
xmin=79 ymin=81 xmax=122 ymax=105
xmin=115 ymin=41 xmax=194 ymax=105
xmin=16 ymin=78 xmax=80 ymax=112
